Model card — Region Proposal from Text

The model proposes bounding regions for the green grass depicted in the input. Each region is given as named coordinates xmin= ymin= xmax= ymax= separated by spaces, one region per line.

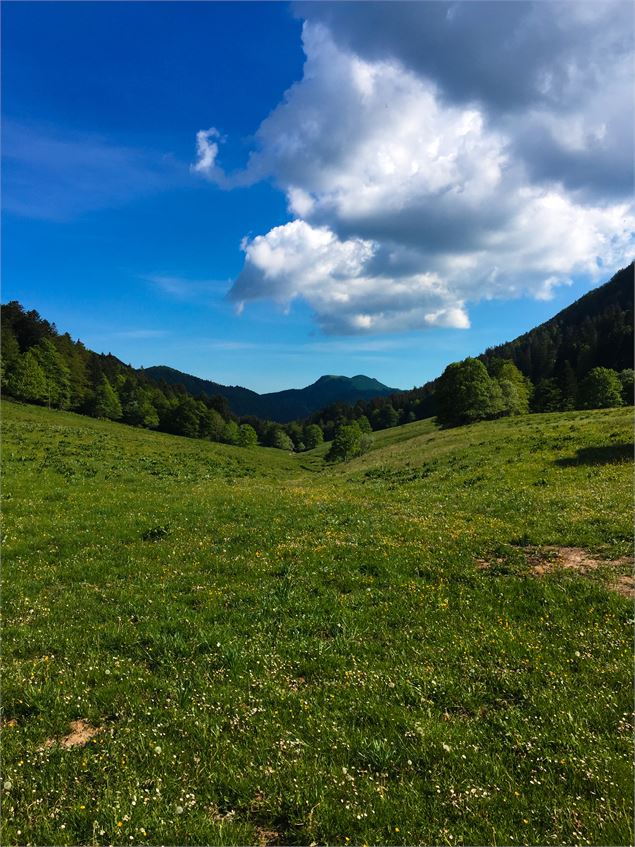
xmin=2 ymin=400 xmax=633 ymax=846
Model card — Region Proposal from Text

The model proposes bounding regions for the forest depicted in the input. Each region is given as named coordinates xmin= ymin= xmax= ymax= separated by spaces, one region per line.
xmin=2 ymin=263 xmax=633 ymax=458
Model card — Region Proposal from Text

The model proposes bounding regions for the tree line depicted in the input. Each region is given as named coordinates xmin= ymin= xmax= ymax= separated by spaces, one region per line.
xmin=302 ymin=262 xmax=634 ymax=439
xmin=2 ymin=261 xmax=633 ymax=458
xmin=1 ymin=301 xmax=326 ymax=452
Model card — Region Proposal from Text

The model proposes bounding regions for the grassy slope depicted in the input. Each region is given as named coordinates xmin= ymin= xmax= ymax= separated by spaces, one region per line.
xmin=2 ymin=400 xmax=633 ymax=846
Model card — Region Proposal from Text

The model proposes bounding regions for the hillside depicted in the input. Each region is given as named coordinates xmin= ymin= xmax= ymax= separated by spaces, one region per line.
xmin=3 ymin=399 xmax=633 ymax=846
xmin=308 ymin=261 xmax=635 ymax=428
xmin=480 ymin=261 xmax=634 ymax=380
xmin=143 ymin=366 xmax=398 ymax=421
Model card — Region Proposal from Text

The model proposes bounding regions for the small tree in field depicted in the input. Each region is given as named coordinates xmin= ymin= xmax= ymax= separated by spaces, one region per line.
xmin=238 ymin=423 xmax=258 ymax=447
xmin=272 ymin=429 xmax=294 ymax=451
xmin=327 ymin=421 xmax=363 ymax=462
xmin=304 ymin=423 xmax=324 ymax=450
xmin=223 ymin=420 xmax=241 ymax=445
xmin=578 ymin=367 xmax=623 ymax=409
xmin=435 ymin=358 xmax=500 ymax=426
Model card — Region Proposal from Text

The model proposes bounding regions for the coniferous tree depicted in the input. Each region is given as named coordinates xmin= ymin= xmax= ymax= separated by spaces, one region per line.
xmin=559 ymin=361 xmax=578 ymax=411
xmin=531 ymin=379 xmax=563 ymax=413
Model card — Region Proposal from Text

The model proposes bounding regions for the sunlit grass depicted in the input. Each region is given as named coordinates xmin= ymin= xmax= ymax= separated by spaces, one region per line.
xmin=2 ymin=400 xmax=633 ymax=846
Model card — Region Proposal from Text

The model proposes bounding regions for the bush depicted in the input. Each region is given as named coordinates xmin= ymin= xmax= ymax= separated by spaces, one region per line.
xmin=578 ymin=367 xmax=623 ymax=410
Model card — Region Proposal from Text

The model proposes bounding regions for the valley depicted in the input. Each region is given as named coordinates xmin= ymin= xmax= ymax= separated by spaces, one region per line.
xmin=2 ymin=400 xmax=633 ymax=846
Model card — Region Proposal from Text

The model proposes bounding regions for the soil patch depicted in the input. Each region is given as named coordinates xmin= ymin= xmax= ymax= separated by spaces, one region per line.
xmin=43 ymin=719 xmax=100 ymax=749
xmin=478 ymin=546 xmax=634 ymax=597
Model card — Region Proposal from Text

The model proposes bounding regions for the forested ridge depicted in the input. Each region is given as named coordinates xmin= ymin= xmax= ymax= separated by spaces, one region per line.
xmin=144 ymin=366 xmax=396 ymax=422
xmin=1 ymin=262 xmax=632 ymax=455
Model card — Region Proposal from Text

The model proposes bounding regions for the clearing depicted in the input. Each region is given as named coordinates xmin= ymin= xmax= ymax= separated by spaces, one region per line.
xmin=2 ymin=401 xmax=633 ymax=845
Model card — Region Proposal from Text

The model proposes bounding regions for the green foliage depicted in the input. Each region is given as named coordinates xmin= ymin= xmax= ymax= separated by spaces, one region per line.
xmin=199 ymin=407 xmax=226 ymax=441
xmin=272 ymin=428 xmax=294 ymax=451
xmin=121 ymin=385 xmax=159 ymax=428
xmin=327 ymin=421 xmax=366 ymax=461
xmin=578 ymin=367 xmax=623 ymax=410
xmin=304 ymin=423 xmax=324 ymax=450
xmin=32 ymin=338 xmax=72 ymax=408
xmin=238 ymin=423 xmax=258 ymax=447
xmin=89 ymin=376 xmax=123 ymax=420
xmin=1 ymin=326 xmax=21 ymax=387
xmin=488 ymin=359 xmax=531 ymax=415
xmin=618 ymin=369 xmax=634 ymax=406
xmin=481 ymin=263 xmax=634 ymax=381
xmin=357 ymin=414 xmax=372 ymax=433
xmin=5 ymin=351 xmax=47 ymax=402
xmin=531 ymin=378 xmax=563 ymax=413
xmin=435 ymin=358 xmax=501 ymax=426
xmin=223 ymin=420 xmax=241 ymax=446
xmin=558 ymin=361 xmax=578 ymax=411
xmin=374 ymin=403 xmax=399 ymax=430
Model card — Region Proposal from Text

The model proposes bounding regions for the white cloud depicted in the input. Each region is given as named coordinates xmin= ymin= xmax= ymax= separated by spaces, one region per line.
xmin=195 ymin=17 xmax=634 ymax=335
xmin=231 ymin=219 xmax=470 ymax=334
xmin=192 ymin=128 xmax=221 ymax=174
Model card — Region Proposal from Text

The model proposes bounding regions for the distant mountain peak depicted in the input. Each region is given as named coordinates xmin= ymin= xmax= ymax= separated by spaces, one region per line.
xmin=142 ymin=367 xmax=397 ymax=423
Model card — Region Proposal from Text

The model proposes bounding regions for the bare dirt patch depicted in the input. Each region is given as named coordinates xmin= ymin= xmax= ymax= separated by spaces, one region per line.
xmin=532 ymin=547 xmax=634 ymax=597
xmin=43 ymin=719 xmax=100 ymax=749
xmin=255 ymin=827 xmax=281 ymax=846
xmin=477 ymin=546 xmax=634 ymax=597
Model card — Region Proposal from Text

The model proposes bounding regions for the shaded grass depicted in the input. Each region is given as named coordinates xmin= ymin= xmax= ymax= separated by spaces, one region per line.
xmin=1 ymin=401 xmax=633 ymax=846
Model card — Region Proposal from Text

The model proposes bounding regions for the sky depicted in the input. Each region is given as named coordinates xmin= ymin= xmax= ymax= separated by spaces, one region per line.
xmin=2 ymin=1 xmax=633 ymax=394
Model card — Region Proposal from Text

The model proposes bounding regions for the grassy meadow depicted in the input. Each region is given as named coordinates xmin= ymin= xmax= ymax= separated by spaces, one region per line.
xmin=1 ymin=399 xmax=633 ymax=846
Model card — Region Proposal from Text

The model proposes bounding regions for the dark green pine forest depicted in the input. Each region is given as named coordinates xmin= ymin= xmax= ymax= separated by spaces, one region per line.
xmin=1 ymin=262 xmax=633 ymax=456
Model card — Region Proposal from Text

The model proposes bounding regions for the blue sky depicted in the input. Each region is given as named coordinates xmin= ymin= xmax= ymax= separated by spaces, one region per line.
xmin=3 ymin=2 xmax=633 ymax=393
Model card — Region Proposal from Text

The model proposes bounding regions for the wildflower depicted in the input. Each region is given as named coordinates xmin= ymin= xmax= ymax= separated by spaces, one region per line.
xmin=176 ymin=805 xmax=184 ymax=815
xmin=154 ymin=746 xmax=162 ymax=754
xmin=3 ymin=781 xmax=12 ymax=791
xmin=117 ymin=821 xmax=123 ymax=827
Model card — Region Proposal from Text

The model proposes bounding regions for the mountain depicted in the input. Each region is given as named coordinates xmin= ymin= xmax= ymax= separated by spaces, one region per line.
xmin=306 ymin=261 xmax=634 ymax=428
xmin=479 ymin=261 xmax=634 ymax=380
xmin=143 ymin=366 xmax=398 ymax=422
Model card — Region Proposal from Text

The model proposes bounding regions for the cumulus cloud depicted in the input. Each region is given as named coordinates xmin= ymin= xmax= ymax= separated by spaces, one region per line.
xmin=300 ymin=0 xmax=634 ymax=201
xmin=231 ymin=219 xmax=470 ymax=333
xmin=194 ymin=7 xmax=634 ymax=334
